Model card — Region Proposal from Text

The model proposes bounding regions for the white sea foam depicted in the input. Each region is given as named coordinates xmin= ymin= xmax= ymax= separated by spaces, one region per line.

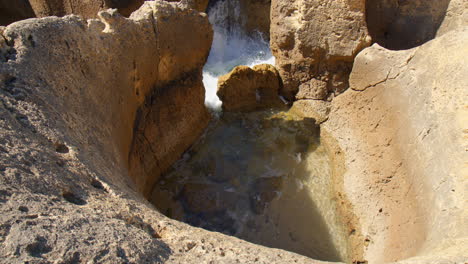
xmin=202 ymin=0 xmax=275 ymax=111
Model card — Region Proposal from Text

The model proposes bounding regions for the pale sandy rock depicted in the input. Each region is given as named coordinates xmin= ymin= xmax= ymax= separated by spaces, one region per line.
xmin=217 ymin=64 xmax=283 ymax=112
xmin=320 ymin=27 xmax=468 ymax=263
xmin=270 ymin=0 xmax=370 ymax=100
xmin=0 ymin=2 xmax=331 ymax=264
xmin=437 ymin=0 xmax=468 ymax=36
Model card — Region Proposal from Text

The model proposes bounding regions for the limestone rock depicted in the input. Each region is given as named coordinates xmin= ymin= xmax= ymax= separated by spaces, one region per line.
xmin=321 ymin=27 xmax=468 ymax=263
xmin=0 ymin=2 xmax=324 ymax=263
xmin=217 ymin=64 xmax=283 ymax=112
xmin=289 ymin=100 xmax=330 ymax=124
xmin=437 ymin=0 xmax=468 ymax=36
xmin=270 ymin=0 xmax=370 ymax=100
xmin=0 ymin=0 xmax=145 ymax=26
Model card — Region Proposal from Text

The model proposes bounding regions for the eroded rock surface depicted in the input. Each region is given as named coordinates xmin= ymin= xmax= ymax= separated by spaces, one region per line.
xmin=217 ymin=64 xmax=283 ymax=112
xmin=270 ymin=0 xmax=370 ymax=100
xmin=0 ymin=2 xmax=330 ymax=263
xmin=318 ymin=27 xmax=467 ymax=264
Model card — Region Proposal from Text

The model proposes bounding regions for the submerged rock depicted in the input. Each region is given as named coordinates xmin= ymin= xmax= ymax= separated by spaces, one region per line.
xmin=181 ymin=183 xmax=238 ymax=213
xmin=217 ymin=64 xmax=284 ymax=112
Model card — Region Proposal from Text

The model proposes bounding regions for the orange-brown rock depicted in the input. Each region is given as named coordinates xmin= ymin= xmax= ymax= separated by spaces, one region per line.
xmin=217 ymin=64 xmax=283 ymax=112
xmin=0 ymin=0 xmax=145 ymax=26
xmin=240 ymin=0 xmax=271 ymax=39
xmin=270 ymin=0 xmax=370 ymax=100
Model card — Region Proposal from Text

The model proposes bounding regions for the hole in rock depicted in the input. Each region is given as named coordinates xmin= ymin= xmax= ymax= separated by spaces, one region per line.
xmin=149 ymin=0 xmax=349 ymax=262
xmin=366 ymin=0 xmax=450 ymax=50
xmin=151 ymin=110 xmax=349 ymax=262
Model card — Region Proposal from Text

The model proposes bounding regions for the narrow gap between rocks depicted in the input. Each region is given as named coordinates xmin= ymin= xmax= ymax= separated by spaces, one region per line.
xmin=147 ymin=0 xmax=350 ymax=262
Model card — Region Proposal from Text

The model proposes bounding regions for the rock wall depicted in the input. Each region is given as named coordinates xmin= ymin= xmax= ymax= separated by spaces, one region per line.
xmin=240 ymin=0 xmax=271 ymax=39
xmin=270 ymin=0 xmax=370 ymax=100
xmin=312 ymin=27 xmax=467 ymax=263
xmin=0 ymin=2 xmax=332 ymax=263
xmin=0 ymin=0 xmax=145 ymax=26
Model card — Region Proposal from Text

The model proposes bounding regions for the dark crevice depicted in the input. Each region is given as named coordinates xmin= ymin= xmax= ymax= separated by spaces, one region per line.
xmin=366 ymin=0 xmax=450 ymax=50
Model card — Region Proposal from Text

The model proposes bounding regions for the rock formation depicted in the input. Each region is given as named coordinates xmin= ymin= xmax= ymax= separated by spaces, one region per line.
xmin=217 ymin=64 xmax=283 ymax=111
xmin=0 ymin=1 xmax=330 ymax=263
xmin=0 ymin=0 xmax=145 ymax=26
xmin=270 ymin=0 xmax=370 ymax=100
xmin=0 ymin=0 xmax=467 ymax=263
xmin=293 ymin=25 xmax=468 ymax=264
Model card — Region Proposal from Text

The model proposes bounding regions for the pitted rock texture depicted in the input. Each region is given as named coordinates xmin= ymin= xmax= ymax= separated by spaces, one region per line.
xmin=0 ymin=0 xmax=145 ymax=26
xmin=0 ymin=2 xmax=331 ymax=263
xmin=270 ymin=0 xmax=370 ymax=100
xmin=217 ymin=64 xmax=283 ymax=112
xmin=320 ymin=27 xmax=468 ymax=263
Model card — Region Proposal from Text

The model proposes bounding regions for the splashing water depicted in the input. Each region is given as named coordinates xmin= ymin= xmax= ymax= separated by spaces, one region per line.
xmin=203 ymin=0 xmax=275 ymax=111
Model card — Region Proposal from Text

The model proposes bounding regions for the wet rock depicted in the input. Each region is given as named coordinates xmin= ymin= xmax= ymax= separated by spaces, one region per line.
xmin=208 ymin=157 xmax=239 ymax=183
xmin=249 ymin=177 xmax=283 ymax=214
xmin=217 ymin=64 xmax=284 ymax=112
xmin=181 ymin=183 xmax=238 ymax=214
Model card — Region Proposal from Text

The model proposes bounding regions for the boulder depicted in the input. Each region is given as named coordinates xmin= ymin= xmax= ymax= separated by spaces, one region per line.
xmin=270 ymin=0 xmax=370 ymax=100
xmin=217 ymin=64 xmax=284 ymax=112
